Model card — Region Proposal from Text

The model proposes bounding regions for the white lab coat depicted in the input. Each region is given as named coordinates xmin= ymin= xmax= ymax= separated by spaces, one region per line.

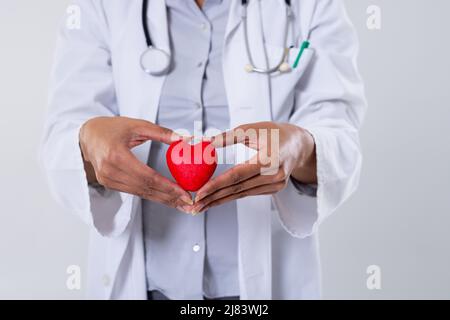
xmin=41 ymin=0 xmax=366 ymax=299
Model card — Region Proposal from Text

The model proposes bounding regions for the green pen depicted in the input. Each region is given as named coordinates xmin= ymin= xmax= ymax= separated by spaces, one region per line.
xmin=292 ymin=40 xmax=310 ymax=69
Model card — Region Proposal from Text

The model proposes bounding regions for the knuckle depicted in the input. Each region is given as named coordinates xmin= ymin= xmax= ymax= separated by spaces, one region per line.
xmin=136 ymin=192 xmax=147 ymax=199
xmin=204 ymin=196 xmax=216 ymax=207
xmin=105 ymin=150 xmax=120 ymax=164
xmin=140 ymin=189 xmax=155 ymax=200
xmin=230 ymin=170 xmax=242 ymax=184
xmin=169 ymin=197 xmax=179 ymax=207
xmin=98 ymin=163 xmax=112 ymax=178
xmin=238 ymin=192 xmax=248 ymax=199
xmin=97 ymin=175 xmax=110 ymax=188
xmin=231 ymin=184 xmax=244 ymax=194
xmin=275 ymin=168 xmax=288 ymax=182
xmin=96 ymin=175 xmax=106 ymax=186
xmin=96 ymin=160 xmax=107 ymax=176
xmin=171 ymin=186 xmax=183 ymax=195
xmin=162 ymin=127 xmax=172 ymax=136
xmin=143 ymin=175 xmax=155 ymax=188
xmin=165 ymin=197 xmax=178 ymax=208
xmin=160 ymin=127 xmax=173 ymax=140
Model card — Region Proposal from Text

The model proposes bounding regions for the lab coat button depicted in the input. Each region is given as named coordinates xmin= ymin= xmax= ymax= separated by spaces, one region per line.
xmin=102 ymin=274 xmax=111 ymax=287
xmin=193 ymin=244 xmax=201 ymax=252
xmin=200 ymin=23 xmax=208 ymax=31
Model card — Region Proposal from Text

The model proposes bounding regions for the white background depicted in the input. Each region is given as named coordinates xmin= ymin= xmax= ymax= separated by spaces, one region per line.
xmin=0 ymin=0 xmax=449 ymax=299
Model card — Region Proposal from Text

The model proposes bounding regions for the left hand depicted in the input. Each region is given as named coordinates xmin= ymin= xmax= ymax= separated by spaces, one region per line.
xmin=190 ymin=122 xmax=317 ymax=214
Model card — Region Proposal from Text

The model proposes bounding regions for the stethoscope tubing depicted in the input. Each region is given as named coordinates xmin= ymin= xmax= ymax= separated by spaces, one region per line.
xmin=141 ymin=0 xmax=294 ymax=75
xmin=241 ymin=1 xmax=292 ymax=74
xmin=142 ymin=0 xmax=152 ymax=47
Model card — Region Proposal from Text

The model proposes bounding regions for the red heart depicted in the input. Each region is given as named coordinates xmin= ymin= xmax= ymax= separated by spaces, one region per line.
xmin=166 ymin=140 xmax=217 ymax=192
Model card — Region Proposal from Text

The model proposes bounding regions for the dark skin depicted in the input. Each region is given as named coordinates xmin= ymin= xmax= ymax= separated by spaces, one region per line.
xmin=79 ymin=0 xmax=317 ymax=215
xmin=79 ymin=117 xmax=194 ymax=212
xmin=196 ymin=0 xmax=206 ymax=7
xmin=189 ymin=122 xmax=316 ymax=214
xmin=80 ymin=118 xmax=316 ymax=215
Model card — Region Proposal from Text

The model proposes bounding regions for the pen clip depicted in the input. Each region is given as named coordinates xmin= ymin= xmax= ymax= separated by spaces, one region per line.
xmin=292 ymin=40 xmax=310 ymax=69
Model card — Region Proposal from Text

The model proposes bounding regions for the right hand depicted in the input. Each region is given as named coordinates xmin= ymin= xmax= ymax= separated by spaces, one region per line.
xmin=79 ymin=116 xmax=194 ymax=212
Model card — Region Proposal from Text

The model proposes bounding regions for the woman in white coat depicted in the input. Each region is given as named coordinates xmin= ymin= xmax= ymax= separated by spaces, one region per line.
xmin=41 ymin=0 xmax=366 ymax=299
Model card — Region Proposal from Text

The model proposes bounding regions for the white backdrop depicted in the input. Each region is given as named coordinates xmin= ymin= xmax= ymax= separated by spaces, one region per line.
xmin=0 ymin=0 xmax=449 ymax=299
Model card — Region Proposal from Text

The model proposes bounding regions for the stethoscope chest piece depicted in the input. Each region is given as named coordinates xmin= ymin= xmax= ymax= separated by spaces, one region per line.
xmin=140 ymin=46 xmax=171 ymax=76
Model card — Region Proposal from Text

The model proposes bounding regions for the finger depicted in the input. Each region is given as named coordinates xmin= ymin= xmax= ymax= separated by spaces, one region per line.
xmin=194 ymin=169 xmax=287 ymax=210
xmin=193 ymin=182 xmax=286 ymax=214
xmin=133 ymin=122 xmax=182 ymax=145
xmin=211 ymin=130 xmax=241 ymax=148
xmin=195 ymin=161 xmax=262 ymax=202
xmin=100 ymin=175 xmax=192 ymax=210
xmin=211 ymin=124 xmax=256 ymax=148
xmin=109 ymin=148 xmax=193 ymax=205
xmin=141 ymin=171 xmax=194 ymax=205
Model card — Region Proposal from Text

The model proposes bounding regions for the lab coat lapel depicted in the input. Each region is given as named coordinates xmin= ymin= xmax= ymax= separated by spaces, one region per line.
xmin=224 ymin=0 xmax=273 ymax=123
xmin=225 ymin=0 xmax=287 ymax=44
xmin=224 ymin=0 xmax=242 ymax=45
xmin=223 ymin=0 xmax=273 ymax=299
xmin=105 ymin=0 xmax=171 ymax=299
xmin=134 ymin=0 xmax=171 ymax=131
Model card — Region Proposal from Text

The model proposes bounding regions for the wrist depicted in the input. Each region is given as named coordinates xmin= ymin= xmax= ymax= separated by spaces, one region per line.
xmin=78 ymin=121 xmax=99 ymax=184
xmin=79 ymin=121 xmax=90 ymax=162
xmin=291 ymin=127 xmax=317 ymax=184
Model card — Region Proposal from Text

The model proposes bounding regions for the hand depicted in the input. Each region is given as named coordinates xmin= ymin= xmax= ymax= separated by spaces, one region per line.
xmin=79 ymin=116 xmax=193 ymax=211
xmin=190 ymin=122 xmax=316 ymax=214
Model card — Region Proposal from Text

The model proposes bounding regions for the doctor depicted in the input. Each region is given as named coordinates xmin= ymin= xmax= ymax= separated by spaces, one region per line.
xmin=41 ymin=0 xmax=366 ymax=299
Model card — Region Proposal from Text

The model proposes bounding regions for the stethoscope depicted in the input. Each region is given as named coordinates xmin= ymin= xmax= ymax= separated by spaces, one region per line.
xmin=140 ymin=0 xmax=309 ymax=76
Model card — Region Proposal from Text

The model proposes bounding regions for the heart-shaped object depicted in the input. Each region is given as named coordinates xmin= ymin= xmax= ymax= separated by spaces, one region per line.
xmin=166 ymin=140 xmax=217 ymax=192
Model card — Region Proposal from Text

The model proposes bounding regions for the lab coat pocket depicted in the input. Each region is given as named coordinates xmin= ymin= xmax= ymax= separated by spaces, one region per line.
xmin=265 ymin=44 xmax=314 ymax=78
xmin=264 ymin=44 xmax=315 ymax=117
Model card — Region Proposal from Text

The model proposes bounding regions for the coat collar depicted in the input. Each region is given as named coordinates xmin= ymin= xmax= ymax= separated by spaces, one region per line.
xmin=225 ymin=0 xmax=283 ymax=43
xmin=147 ymin=0 xmax=288 ymax=50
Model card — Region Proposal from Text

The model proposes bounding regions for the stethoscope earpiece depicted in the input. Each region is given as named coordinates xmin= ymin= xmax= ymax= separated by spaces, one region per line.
xmin=278 ymin=62 xmax=291 ymax=73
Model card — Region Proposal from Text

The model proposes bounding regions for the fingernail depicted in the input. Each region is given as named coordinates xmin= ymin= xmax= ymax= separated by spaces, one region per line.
xmin=181 ymin=196 xmax=194 ymax=205
xmin=191 ymin=204 xmax=205 ymax=215
xmin=194 ymin=208 xmax=206 ymax=215
xmin=177 ymin=206 xmax=191 ymax=214
xmin=171 ymin=133 xmax=182 ymax=142
xmin=181 ymin=135 xmax=194 ymax=142
xmin=194 ymin=194 xmax=203 ymax=202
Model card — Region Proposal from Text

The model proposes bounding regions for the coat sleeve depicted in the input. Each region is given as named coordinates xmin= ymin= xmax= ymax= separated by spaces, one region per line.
xmin=272 ymin=0 xmax=367 ymax=238
xmin=39 ymin=0 xmax=132 ymax=237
